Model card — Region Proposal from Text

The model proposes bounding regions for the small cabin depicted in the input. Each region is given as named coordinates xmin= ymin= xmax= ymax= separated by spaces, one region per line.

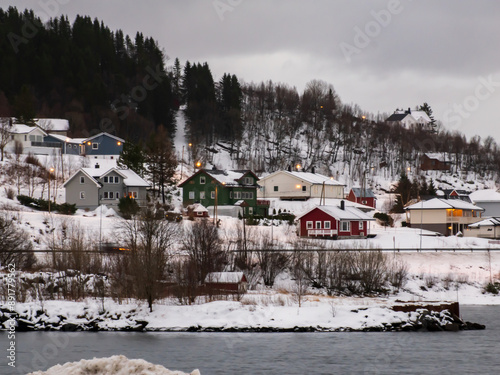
xmin=204 ymin=272 xmax=248 ymax=294
xmin=347 ymin=188 xmax=376 ymax=209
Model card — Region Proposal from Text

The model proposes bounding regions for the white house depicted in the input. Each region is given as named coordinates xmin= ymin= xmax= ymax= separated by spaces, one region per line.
xmin=465 ymin=217 xmax=500 ymax=239
xmin=8 ymin=124 xmax=47 ymax=151
xmin=404 ymin=198 xmax=484 ymax=236
xmin=257 ymin=170 xmax=344 ymax=200
xmin=386 ymin=108 xmax=431 ymax=129
xmin=469 ymin=189 xmax=500 ymax=217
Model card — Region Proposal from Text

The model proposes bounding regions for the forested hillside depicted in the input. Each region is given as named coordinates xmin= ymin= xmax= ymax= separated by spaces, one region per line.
xmin=0 ymin=7 xmax=175 ymax=140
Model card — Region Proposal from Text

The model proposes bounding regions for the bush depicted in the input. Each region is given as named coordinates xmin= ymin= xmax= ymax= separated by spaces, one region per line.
xmin=374 ymin=212 xmax=394 ymax=227
xmin=16 ymin=195 xmax=76 ymax=215
xmin=118 ymin=197 xmax=140 ymax=219
xmin=484 ymin=282 xmax=499 ymax=295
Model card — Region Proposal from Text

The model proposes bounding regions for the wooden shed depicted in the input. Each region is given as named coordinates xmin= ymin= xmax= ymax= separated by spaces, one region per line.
xmin=204 ymin=272 xmax=248 ymax=294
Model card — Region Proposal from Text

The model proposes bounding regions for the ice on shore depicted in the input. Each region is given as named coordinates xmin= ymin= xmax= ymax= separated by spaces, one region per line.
xmin=27 ymin=355 xmax=200 ymax=375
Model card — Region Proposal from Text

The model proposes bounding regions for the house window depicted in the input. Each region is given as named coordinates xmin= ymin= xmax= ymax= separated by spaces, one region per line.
xmin=104 ymin=192 xmax=109 ymax=199
xmin=302 ymin=186 xmax=306 ymax=192
xmin=79 ymin=192 xmax=85 ymax=199
xmin=315 ymin=221 xmax=321 ymax=229
xmin=341 ymin=221 xmax=350 ymax=232
xmin=92 ymin=143 xmax=98 ymax=149
xmin=362 ymin=200 xmax=367 ymax=205
xmin=24 ymin=135 xmax=27 ymax=141
xmin=306 ymin=221 xmax=313 ymax=229
xmin=200 ymin=191 xmax=205 ymax=199
xmin=200 ymin=176 xmax=206 ymax=184
xmin=274 ymin=186 xmax=278 ymax=192
xmin=211 ymin=191 xmax=216 ymax=199
xmin=189 ymin=191 xmax=195 ymax=199
xmin=104 ymin=177 xmax=108 ymax=183
xmin=248 ymin=207 xmax=253 ymax=215
xmin=244 ymin=177 xmax=252 ymax=184
xmin=324 ymin=221 xmax=331 ymax=229
xmin=235 ymin=191 xmax=241 ymax=199
xmin=359 ymin=222 xmax=364 ymax=230
xmin=128 ymin=191 xmax=138 ymax=199
xmin=80 ymin=176 xmax=85 ymax=184
xmin=115 ymin=192 xmax=119 ymax=199
xmin=197 ymin=211 xmax=203 ymax=216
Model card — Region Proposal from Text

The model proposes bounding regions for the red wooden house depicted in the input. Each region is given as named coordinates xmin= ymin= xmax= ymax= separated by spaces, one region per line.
xmin=297 ymin=201 xmax=374 ymax=239
xmin=347 ymin=188 xmax=377 ymax=209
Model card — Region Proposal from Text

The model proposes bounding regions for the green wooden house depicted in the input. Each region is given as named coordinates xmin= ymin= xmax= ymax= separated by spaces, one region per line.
xmin=179 ymin=169 xmax=269 ymax=216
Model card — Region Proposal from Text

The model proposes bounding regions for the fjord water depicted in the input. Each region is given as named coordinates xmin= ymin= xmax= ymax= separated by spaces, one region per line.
xmin=6 ymin=306 xmax=500 ymax=375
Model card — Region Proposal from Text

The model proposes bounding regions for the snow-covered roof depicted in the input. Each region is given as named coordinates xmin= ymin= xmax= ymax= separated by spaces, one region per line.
xmin=117 ymin=168 xmax=150 ymax=187
xmin=469 ymin=189 xmax=500 ymax=203
xmin=64 ymin=167 xmax=149 ymax=188
xmin=84 ymin=132 xmax=125 ymax=143
xmin=261 ymin=170 xmax=343 ymax=186
xmin=424 ymin=153 xmax=449 ymax=163
xmin=297 ymin=204 xmax=374 ymax=221
xmin=10 ymin=124 xmax=47 ymax=135
xmin=468 ymin=218 xmax=500 ymax=228
xmin=405 ymin=198 xmax=484 ymax=211
xmin=205 ymin=272 xmax=246 ymax=284
xmin=188 ymin=203 xmax=208 ymax=212
xmin=410 ymin=110 xmax=431 ymax=123
xmin=36 ymin=118 xmax=69 ymax=131
xmin=351 ymin=187 xmax=376 ymax=198
xmin=205 ymin=170 xmax=251 ymax=186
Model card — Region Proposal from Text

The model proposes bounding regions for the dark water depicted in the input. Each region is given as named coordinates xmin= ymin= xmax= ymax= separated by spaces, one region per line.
xmin=2 ymin=306 xmax=499 ymax=375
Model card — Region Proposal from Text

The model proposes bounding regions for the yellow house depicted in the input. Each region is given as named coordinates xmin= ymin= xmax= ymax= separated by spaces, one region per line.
xmin=257 ymin=170 xmax=344 ymax=200
xmin=404 ymin=198 xmax=484 ymax=236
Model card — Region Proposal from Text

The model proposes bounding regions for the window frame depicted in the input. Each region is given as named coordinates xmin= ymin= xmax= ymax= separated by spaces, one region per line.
xmin=79 ymin=191 xmax=85 ymax=200
xmin=92 ymin=143 xmax=99 ymax=150
xmin=306 ymin=221 xmax=313 ymax=229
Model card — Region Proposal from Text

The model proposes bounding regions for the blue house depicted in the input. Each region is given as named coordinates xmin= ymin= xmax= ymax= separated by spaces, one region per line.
xmin=42 ymin=132 xmax=125 ymax=157
xmin=81 ymin=133 xmax=124 ymax=157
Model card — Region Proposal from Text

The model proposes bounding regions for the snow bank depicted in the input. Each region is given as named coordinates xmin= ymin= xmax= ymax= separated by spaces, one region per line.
xmin=27 ymin=355 xmax=200 ymax=375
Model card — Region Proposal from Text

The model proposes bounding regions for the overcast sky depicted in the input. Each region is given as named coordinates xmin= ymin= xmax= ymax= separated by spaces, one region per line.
xmin=3 ymin=0 xmax=500 ymax=141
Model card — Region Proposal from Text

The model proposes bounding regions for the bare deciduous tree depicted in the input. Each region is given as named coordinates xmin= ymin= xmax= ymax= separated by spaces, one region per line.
xmin=0 ymin=213 xmax=36 ymax=269
xmin=120 ymin=209 xmax=178 ymax=312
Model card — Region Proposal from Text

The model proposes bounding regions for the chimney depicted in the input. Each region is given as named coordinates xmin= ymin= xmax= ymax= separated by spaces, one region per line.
xmin=408 ymin=107 xmax=411 ymax=114
xmin=287 ymin=165 xmax=292 ymax=172
xmin=95 ymin=163 xmax=100 ymax=169
xmin=311 ymin=166 xmax=315 ymax=174
xmin=340 ymin=200 xmax=345 ymax=210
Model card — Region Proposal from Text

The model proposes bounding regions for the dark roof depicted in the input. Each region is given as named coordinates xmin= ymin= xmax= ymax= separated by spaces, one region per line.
xmin=351 ymin=187 xmax=376 ymax=198
xmin=386 ymin=113 xmax=409 ymax=122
